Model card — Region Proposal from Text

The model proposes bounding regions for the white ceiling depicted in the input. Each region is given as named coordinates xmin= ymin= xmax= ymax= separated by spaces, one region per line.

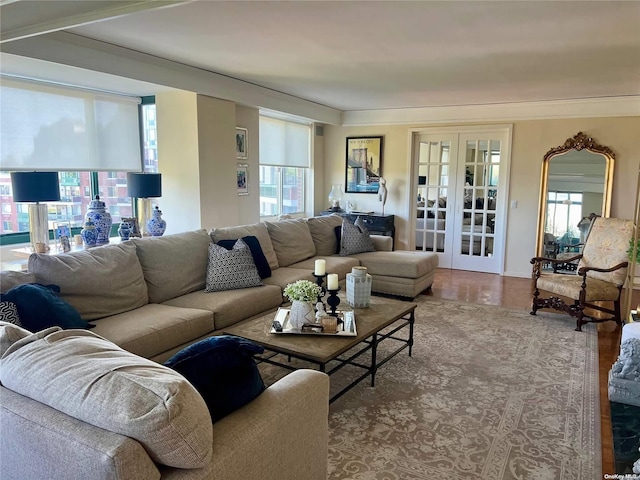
xmin=1 ymin=0 xmax=639 ymax=114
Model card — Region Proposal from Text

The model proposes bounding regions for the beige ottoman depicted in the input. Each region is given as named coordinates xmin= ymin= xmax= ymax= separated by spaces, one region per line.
xmin=351 ymin=250 xmax=439 ymax=299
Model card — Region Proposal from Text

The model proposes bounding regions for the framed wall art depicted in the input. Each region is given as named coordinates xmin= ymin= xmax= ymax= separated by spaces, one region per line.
xmin=121 ymin=217 xmax=141 ymax=237
xmin=236 ymin=127 xmax=248 ymax=159
xmin=345 ymin=136 xmax=383 ymax=193
xmin=237 ymin=163 xmax=249 ymax=195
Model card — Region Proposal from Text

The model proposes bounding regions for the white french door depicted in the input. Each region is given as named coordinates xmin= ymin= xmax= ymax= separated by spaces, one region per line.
xmin=412 ymin=126 xmax=511 ymax=273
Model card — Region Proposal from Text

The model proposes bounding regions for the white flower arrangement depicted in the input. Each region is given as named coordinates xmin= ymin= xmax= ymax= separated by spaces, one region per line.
xmin=283 ymin=279 xmax=322 ymax=302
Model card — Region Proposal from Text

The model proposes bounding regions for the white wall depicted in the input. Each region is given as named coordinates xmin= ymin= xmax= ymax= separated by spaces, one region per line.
xmin=323 ymin=116 xmax=640 ymax=277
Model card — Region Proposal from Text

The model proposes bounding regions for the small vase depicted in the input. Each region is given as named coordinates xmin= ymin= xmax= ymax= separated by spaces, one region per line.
xmin=118 ymin=221 xmax=132 ymax=241
xmin=147 ymin=206 xmax=166 ymax=237
xmin=80 ymin=219 xmax=97 ymax=247
xmin=289 ymin=300 xmax=315 ymax=331
xmin=85 ymin=195 xmax=112 ymax=244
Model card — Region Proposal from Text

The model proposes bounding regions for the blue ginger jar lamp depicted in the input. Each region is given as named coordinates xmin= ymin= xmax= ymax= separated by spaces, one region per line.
xmin=147 ymin=206 xmax=166 ymax=237
xmin=80 ymin=219 xmax=98 ymax=247
xmin=85 ymin=195 xmax=112 ymax=244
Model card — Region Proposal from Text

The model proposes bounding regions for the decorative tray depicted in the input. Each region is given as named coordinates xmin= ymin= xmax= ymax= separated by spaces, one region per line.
xmin=269 ymin=307 xmax=357 ymax=336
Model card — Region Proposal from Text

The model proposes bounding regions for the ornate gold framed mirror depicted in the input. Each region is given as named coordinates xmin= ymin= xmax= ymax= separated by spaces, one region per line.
xmin=535 ymin=132 xmax=615 ymax=256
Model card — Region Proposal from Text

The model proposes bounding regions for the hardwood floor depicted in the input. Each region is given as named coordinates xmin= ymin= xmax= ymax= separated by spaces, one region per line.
xmin=425 ymin=268 xmax=638 ymax=476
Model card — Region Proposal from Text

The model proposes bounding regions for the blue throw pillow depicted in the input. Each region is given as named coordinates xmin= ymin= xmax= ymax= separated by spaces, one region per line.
xmin=217 ymin=235 xmax=271 ymax=278
xmin=164 ymin=335 xmax=266 ymax=423
xmin=0 ymin=283 xmax=93 ymax=331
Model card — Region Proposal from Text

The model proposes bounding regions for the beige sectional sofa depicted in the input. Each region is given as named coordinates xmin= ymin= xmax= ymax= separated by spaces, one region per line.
xmin=0 ymin=214 xmax=438 ymax=480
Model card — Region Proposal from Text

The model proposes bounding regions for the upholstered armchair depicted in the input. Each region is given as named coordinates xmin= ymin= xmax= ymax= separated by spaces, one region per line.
xmin=530 ymin=216 xmax=635 ymax=331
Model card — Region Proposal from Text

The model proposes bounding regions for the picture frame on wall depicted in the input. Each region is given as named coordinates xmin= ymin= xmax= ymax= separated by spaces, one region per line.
xmin=236 ymin=127 xmax=248 ymax=159
xmin=237 ymin=163 xmax=249 ymax=195
xmin=345 ymin=135 xmax=383 ymax=193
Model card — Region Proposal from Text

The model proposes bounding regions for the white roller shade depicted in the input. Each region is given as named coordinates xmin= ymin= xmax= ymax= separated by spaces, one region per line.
xmin=0 ymin=76 xmax=142 ymax=171
xmin=259 ymin=116 xmax=310 ymax=167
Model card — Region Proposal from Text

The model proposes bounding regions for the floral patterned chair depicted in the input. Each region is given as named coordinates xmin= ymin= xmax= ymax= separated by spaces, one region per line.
xmin=530 ymin=216 xmax=635 ymax=331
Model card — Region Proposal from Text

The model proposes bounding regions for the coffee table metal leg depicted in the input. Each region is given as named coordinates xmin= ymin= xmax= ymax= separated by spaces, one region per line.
xmin=370 ymin=333 xmax=378 ymax=387
xmin=408 ymin=310 xmax=415 ymax=357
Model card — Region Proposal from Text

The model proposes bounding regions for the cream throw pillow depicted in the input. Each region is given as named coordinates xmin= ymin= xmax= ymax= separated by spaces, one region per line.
xmin=0 ymin=329 xmax=213 ymax=469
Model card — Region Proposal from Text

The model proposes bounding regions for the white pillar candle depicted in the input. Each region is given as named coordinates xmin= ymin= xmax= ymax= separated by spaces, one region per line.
xmin=327 ymin=273 xmax=339 ymax=290
xmin=314 ymin=259 xmax=326 ymax=275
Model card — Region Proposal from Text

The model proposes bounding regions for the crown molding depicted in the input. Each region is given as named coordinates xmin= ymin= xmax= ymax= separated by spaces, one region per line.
xmin=1 ymin=31 xmax=342 ymax=125
xmin=341 ymin=96 xmax=640 ymax=126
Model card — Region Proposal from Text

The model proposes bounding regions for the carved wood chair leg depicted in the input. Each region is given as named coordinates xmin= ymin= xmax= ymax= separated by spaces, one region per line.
xmin=575 ymin=306 xmax=585 ymax=332
xmin=614 ymin=299 xmax=623 ymax=326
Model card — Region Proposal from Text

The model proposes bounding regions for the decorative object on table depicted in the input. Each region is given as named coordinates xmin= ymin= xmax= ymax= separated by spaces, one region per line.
xmin=321 ymin=315 xmax=338 ymax=334
xmin=269 ymin=307 xmax=357 ymax=336
xmin=73 ymin=234 xmax=83 ymax=246
xmin=315 ymin=303 xmax=327 ymax=323
xmin=127 ymin=172 xmax=162 ymax=236
xmin=608 ymin=337 xmax=640 ymax=407
xmin=237 ymin=163 xmax=249 ymax=195
xmin=10 ymin=171 xmax=60 ymax=252
xmin=313 ymin=258 xmax=327 ymax=305
xmin=118 ymin=220 xmax=132 ymax=241
xmin=121 ymin=217 xmax=141 ymax=237
xmin=326 ymin=273 xmax=341 ymax=317
xmin=328 ymin=184 xmax=344 ymax=212
xmin=283 ymin=279 xmax=323 ymax=331
xmin=346 ymin=266 xmax=372 ymax=308
xmin=85 ymin=195 xmax=112 ymax=244
xmin=80 ymin=219 xmax=97 ymax=247
xmin=345 ymin=135 xmax=383 ymax=193
xmin=59 ymin=236 xmax=71 ymax=253
xmin=378 ymin=177 xmax=388 ymax=215
xmin=236 ymin=127 xmax=248 ymax=159
xmin=147 ymin=206 xmax=167 ymax=236
xmin=53 ymin=221 xmax=71 ymax=251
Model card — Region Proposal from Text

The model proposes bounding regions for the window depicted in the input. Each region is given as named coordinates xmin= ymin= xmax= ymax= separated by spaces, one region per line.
xmin=259 ymin=115 xmax=310 ymax=217
xmin=0 ymin=79 xmax=154 ymax=243
xmin=545 ymin=191 xmax=583 ymax=240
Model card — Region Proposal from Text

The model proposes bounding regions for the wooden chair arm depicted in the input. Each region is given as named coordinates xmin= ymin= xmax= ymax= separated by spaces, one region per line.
xmin=530 ymin=255 xmax=582 ymax=265
xmin=577 ymin=261 xmax=629 ymax=276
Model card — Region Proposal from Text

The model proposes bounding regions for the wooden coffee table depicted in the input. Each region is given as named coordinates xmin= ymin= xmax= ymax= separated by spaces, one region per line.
xmin=223 ymin=295 xmax=416 ymax=403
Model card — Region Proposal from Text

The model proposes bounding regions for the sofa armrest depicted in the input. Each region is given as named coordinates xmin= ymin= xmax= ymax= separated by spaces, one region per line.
xmin=204 ymin=369 xmax=329 ymax=480
xmin=0 ymin=386 xmax=160 ymax=480
xmin=371 ymin=234 xmax=392 ymax=251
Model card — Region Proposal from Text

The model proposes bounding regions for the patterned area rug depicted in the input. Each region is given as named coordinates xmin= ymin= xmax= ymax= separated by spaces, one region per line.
xmin=261 ymin=297 xmax=601 ymax=480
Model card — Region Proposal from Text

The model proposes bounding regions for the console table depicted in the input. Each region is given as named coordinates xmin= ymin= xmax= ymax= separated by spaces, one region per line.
xmin=320 ymin=211 xmax=395 ymax=247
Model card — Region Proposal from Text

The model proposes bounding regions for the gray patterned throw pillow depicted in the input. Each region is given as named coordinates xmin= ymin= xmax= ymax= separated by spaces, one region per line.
xmin=0 ymin=301 xmax=21 ymax=326
xmin=340 ymin=217 xmax=375 ymax=256
xmin=205 ymin=239 xmax=263 ymax=292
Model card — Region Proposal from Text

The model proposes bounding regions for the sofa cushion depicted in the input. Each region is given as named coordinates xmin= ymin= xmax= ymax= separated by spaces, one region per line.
xmin=339 ymin=217 xmax=374 ymax=256
xmin=162 ymin=285 xmax=284 ymax=330
xmin=28 ymin=243 xmax=148 ymax=320
xmin=0 ymin=329 xmax=213 ymax=469
xmin=1 ymin=284 xmax=93 ymax=331
xmin=0 ymin=271 xmax=35 ymax=293
xmin=165 ymin=335 xmax=266 ymax=423
xmin=205 ymin=240 xmax=263 ymax=293
xmin=265 ymin=219 xmax=316 ymax=267
xmin=0 ymin=301 xmax=21 ymax=326
xmin=288 ymin=256 xmax=361 ymax=281
xmin=353 ymin=250 xmax=439 ymax=278
xmin=210 ymin=223 xmax=279 ymax=270
xmin=89 ymin=304 xmax=214 ymax=359
xmin=306 ymin=215 xmax=344 ymax=256
xmin=132 ymin=229 xmax=211 ymax=304
xmin=217 ymin=235 xmax=271 ymax=278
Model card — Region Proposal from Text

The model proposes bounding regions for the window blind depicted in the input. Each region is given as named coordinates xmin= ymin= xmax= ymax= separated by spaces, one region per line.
xmin=259 ymin=116 xmax=310 ymax=168
xmin=0 ymin=76 xmax=142 ymax=172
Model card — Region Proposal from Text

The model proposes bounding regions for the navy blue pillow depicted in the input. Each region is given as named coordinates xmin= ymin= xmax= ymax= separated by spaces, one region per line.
xmin=334 ymin=225 xmax=342 ymax=254
xmin=164 ymin=335 xmax=266 ymax=423
xmin=0 ymin=283 xmax=93 ymax=331
xmin=217 ymin=236 xmax=271 ymax=279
